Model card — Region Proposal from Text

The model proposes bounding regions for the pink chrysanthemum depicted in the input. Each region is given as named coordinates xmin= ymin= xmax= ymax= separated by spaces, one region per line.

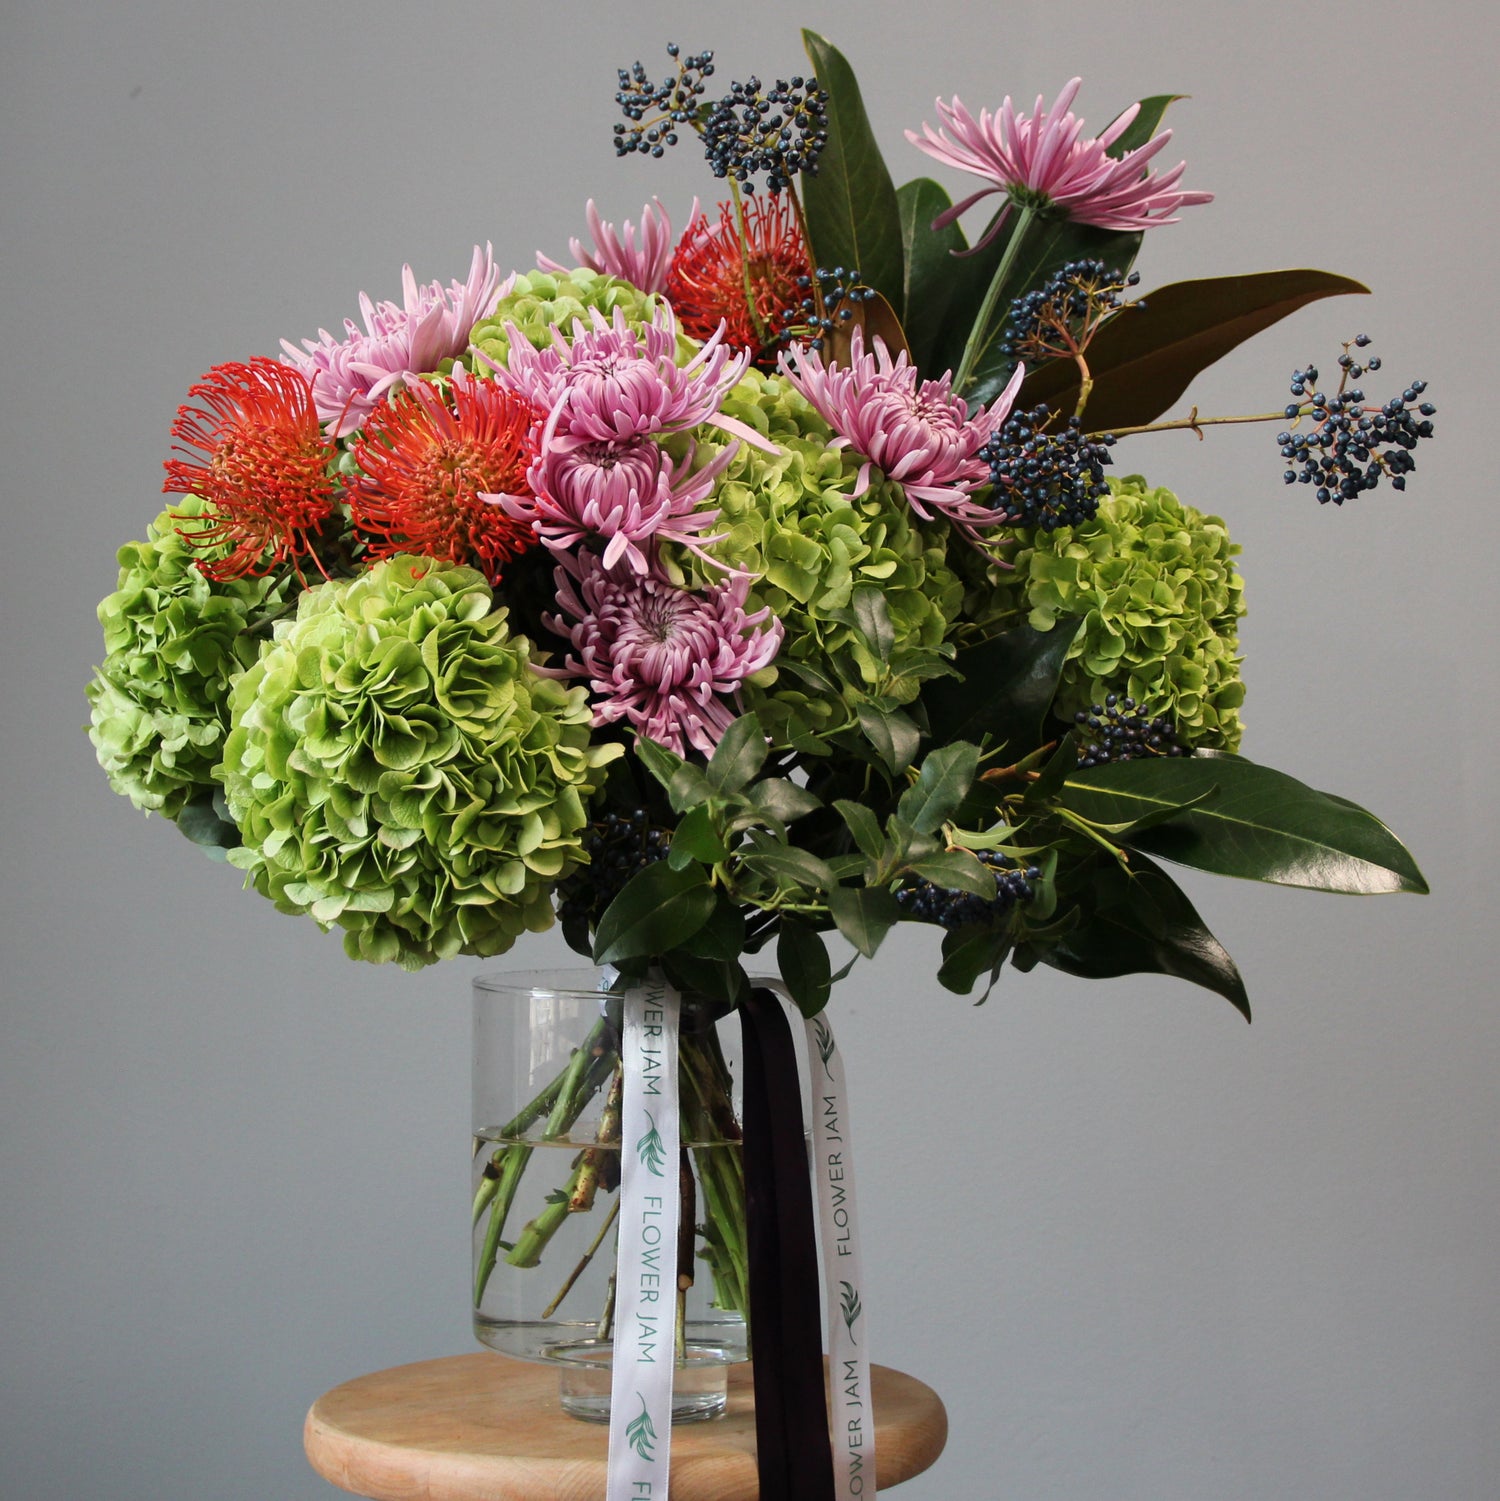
xmin=906 ymin=80 xmax=1212 ymax=248
xmin=536 ymin=198 xmax=684 ymax=294
xmin=498 ymin=430 xmax=734 ymax=576
xmin=778 ymin=327 xmax=1024 ymax=528
xmin=282 ymin=245 xmax=508 ymax=438
xmin=545 ymin=551 xmax=782 ymax=757
xmin=484 ymin=302 xmax=760 ymax=448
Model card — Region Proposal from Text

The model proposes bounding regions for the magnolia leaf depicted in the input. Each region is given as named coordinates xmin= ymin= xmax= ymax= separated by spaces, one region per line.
xmin=1059 ymin=756 xmax=1429 ymax=894
xmin=825 ymin=286 xmax=911 ymax=365
xmin=1040 ymin=853 xmax=1251 ymax=1020
xmin=897 ymin=177 xmax=967 ymax=374
xmin=1021 ymin=269 xmax=1370 ymax=430
xmin=922 ymin=619 xmax=1084 ymax=755
xmin=799 ymin=31 xmax=906 ymax=310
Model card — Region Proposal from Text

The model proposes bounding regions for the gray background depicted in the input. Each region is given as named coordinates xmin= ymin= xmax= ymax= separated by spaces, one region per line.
xmin=3 ymin=0 xmax=1496 ymax=1497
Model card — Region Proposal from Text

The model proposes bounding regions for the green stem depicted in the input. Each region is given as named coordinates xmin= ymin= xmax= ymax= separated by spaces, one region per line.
xmin=954 ymin=204 xmax=1036 ymax=396
xmin=1095 ymin=407 xmax=1302 ymax=441
xmin=541 ymin=1197 xmax=620 ymax=1320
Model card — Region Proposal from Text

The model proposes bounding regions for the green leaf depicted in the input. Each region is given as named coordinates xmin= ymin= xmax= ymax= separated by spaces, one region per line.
xmin=777 ymin=921 xmax=833 ymax=1017
xmin=851 ymin=587 xmax=896 ymax=663
xmin=747 ymin=777 xmax=822 ymax=826
xmin=897 ymin=178 xmax=967 ymax=375
xmin=677 ymin=892 xmax=746 ymax=960
xmin=827 ymin=885 xmax=903 ymax=959
xmin=1021 ymin=269 xmax=1370 ymax=431
xmin=1059 ymin=756 xmax=1429 ymax=894
xmin=923 ymin=619 xmax=1084 ymax=755
xmin=834 ymin=799 xmax=886 ymax=861
xmin=741 ymin=833 xmax=837 ymax=890
xmin=173 ymin=790 xmax=240 ymax=857
xmin=633 ymin=735 xmax=683 ymax=791
xmin=1103 ymin=94 xmax=1183 ymax=156
xmin=799 ymin=30 xmax=906 ymax=311
xmin=856 ymin=702 xmax=920 ymax=775
xmin=898 ymin=741 xmax=981 ymax=835
xmin=592 ymin=862 xmax=717 ymax=965
xmin=666 ymin=761 xmax=715 ymax=814
xmin=661 ymin=950 xmax=751 ymax=1009
xmin=937 ymin=924 xmax=1012 ymax=998
xmin=706 ymin=712 xmax=768 ymax=794
xmin=906 ymin=849 xmax=995 ymax=899
xmin=667 ymin=805 xmax=730 ymax=870
xmin=1040 ymin=854 xmax=1250 ymax=1019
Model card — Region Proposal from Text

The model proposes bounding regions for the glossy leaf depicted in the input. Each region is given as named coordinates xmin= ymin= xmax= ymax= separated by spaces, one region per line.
xmin=677 ymin=893 xmax=747 ymax=961
xmin=174 ymin=791 xmax=239 ymax=858
xmin=706 ymin=712 xmax=768 ymax=794
xmin=825 ymin=286 xmax=911 ymax=366
xmin=800 ymin=31 xmax=906 ymax=310
xmin=924 ymin=618 xmax=1084 ymax=755
xmin=1059 ymin=756 xmax=1429 ymax=893
xmin=898 ymin=741 xmax=981 ymax=835
xmin=907 ymin=849 xmax=995 ymax=898
xmin=662 ymin=951 xmax=750 ymax=1010
xmin=592 ymin=862 xmax=717 ymax=965
xmin=856 ymin=702 xmax=920 ymax=775
xmin=1021 ymin=269 xmax=1370 ymax=431
xmin=897 ymin=177 xmax=967 ymax=375
xmin=747 ymin=777 xmax=822 ymax=827
xmin=1040 ymin=854 xmax=1250 ymax=1019
xmin=667 ymin=805 xmax=729 ymax=869
xmin=834 ymin=799 xmax=886 ymax=861
xmin=778 ymin=921 xmax=833 ymax=1017
xmin=851 ymin=587 xmax=895 ymax=662
xmin=937 ymin=924 xmax=1011 ymax=999
xmin=827 ymin=885 xmax=903 ymax=959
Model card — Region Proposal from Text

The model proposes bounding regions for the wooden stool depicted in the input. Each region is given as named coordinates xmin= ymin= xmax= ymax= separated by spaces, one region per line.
xmin=305 ymin=1353 xmax=947 ymax=1500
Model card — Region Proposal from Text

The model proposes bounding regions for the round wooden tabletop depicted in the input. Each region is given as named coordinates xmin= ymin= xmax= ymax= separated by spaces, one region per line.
xmin=305 ymin=1353 xmax=947 ymax=1500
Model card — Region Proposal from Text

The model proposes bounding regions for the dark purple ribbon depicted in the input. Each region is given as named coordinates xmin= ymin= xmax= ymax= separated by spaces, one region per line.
xmin=739 ymin=986 xmax=836 ymax=1501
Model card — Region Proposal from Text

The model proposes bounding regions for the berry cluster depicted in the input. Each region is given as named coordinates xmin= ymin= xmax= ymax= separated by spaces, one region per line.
xmin=778 ymin=265 xmax=878 ymax=352
xmin=897 ymin=850 xmax=1041 ymax=930
xmin=979 ymin=406 xmax=1116 ymax=530
xmin=1277 ymin=337 xmax=1436 ymax=503
xmin=1073 ymin=695 xmax=1185 ymax=769
xmin=555 ymin=810 xmax=671 ymax=929
xmin=703 ymin=74 xmax=830 ymax=192
xmin=613 ymin=44 xmax=716 ymax=160
xmin=998 ymin=261 xmax=1140 ymax=367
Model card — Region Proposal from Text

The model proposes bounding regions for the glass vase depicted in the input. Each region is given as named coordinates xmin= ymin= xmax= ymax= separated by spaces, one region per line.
xmin=471 ymin=968 xmax=748 ymax=1422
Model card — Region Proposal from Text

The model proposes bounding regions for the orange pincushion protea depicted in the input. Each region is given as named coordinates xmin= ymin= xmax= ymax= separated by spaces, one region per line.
xmin=350 ymin=377 xmax=539 ymax=584
xmin=162 ymin=358 xmax=338 ymax=581
xmin=666 ymin=194 xmax=809 ymax=365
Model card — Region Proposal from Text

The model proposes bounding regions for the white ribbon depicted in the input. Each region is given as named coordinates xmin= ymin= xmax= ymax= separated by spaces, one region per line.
xmin=805 ymin=1008 xmax=877 ymax=1501
xmin=607 ymin=977 xmax=681 ymax=1501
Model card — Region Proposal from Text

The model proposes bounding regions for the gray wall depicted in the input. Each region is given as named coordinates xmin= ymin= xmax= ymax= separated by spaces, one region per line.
xmin=3 ymin=1 xmax=1495 ymax=1497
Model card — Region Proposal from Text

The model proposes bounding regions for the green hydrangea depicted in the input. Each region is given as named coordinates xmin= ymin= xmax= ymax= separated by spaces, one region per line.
xmin=668 ymin=369 xmax=964 ymax=746
xmin=468 ymin=269 xmax=658 ymax=373
xmin=87 ymin=498 xmax=292 ymax=819
xmin=219 ymin=556 xmax=620 ymax=970
xmin=988 ymin=475 xmax=1247 ymax=749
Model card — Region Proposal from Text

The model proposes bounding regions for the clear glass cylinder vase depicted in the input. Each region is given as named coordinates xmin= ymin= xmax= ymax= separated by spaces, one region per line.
xmin=471 ymin=968 xmax=748 ymax=1422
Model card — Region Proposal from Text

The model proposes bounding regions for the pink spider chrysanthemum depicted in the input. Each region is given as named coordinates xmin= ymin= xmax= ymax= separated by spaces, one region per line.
xmin=495 ymin=430 xmax=735 ymax=575
xmin=545 ymin=551 xmax=783 ymax=757
xmin=281 ymin=245 xmax=508 ymax=438
xmin=778 ymin=327 xmax=1024 ymax=528
xmin=906 ymin=80 xmax=1212 ymax=249
xmin=483 ymin=302 xmax=768 ymax=451
xmin=536 ymin=198 xmax=686 ymax=295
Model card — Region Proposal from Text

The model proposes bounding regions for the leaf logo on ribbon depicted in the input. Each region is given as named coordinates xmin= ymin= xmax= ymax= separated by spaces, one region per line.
xmin=635 ymin=1112 xmax=666 ymax=1177
xmin=839 ymin=1280 xmax=863 ymax=1343
xmin=627 ymin=1394 xmax=658 ymax=1460
xmin=812 ymin=1015 xmax=836 ymax=1080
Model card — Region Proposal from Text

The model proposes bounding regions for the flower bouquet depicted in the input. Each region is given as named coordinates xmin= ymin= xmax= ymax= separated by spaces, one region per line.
xmin=88 ymin=25 xmax=1432 ymax=1494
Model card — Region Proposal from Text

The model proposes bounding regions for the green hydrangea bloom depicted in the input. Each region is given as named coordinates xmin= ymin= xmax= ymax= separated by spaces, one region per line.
xmin=87 ymin=498 xmax=292 ymax=818
xmin=468 ymin=269 xmax=658 ymax=373
xmin=219 ymin=556 xmax=620 ymax=970
xmin=988 ymin=475 xmax=1247 ymax=749
xmin=669 ymin=369 xmax=964 ymax=746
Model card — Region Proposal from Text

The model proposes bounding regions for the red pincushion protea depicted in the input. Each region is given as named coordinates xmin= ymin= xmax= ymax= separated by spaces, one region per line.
xmin=162 ymin=358 xmax=338 ymax=580
xmin=350 ymin=376 xmax=539 ymax=584
xmin=666 ymin=194 xmax=809 ymax=365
